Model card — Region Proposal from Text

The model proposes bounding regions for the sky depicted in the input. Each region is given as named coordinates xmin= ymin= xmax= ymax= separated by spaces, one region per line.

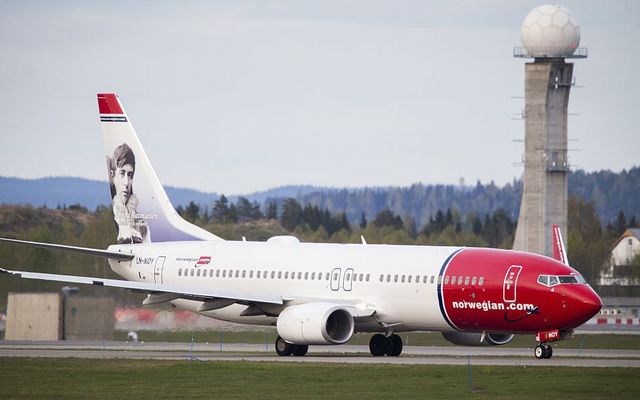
xmin=0 ymin=0 xmax=638 ymax=195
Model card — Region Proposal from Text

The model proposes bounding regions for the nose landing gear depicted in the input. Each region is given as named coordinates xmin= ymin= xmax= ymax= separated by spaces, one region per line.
xmin=534 ymin=343 xmax=553 ymax=359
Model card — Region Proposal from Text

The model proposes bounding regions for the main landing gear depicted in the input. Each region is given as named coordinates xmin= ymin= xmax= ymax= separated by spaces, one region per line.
xmin=275 ymin=336 xmax=309 ymax=356
xmin=369 ymin=333 xmax=403 ymax=356
xmin=534 ymin=343 xmax=553 ymax=359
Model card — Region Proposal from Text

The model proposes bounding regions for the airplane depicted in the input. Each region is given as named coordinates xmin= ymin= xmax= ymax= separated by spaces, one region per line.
xmin=0 ymin=93 xmax=601 ymax=359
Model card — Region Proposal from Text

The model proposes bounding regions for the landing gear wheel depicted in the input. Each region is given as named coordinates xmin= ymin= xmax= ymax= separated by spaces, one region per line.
xmin=534 ymin=344 xmax=545 ymax=359
xmin=275 ymin=336 xmax=293 ymax=356
xmin=543 ymin=345 xmax=553 ymax=359
xmin=292 ymin=344 xmax=309 ymax=356
xmin=387 ymin=334 xmax=403 ymax=356
xmin=369 ymin=334 xmax=389 ymax=356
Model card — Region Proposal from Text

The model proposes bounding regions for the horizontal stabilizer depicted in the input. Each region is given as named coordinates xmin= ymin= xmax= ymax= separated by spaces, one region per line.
xmin=0 ymin=267 xmax=283 ymax=305
xmin=0 ymin=238 xmax=134 ymax=261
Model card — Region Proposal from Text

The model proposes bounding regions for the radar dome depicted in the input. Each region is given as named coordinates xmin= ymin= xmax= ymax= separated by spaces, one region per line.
xmin=521 ymin=4 xmax=580 ymax=57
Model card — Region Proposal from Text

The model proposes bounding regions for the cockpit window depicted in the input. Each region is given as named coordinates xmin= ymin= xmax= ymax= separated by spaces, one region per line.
xmin=559 ymin=276 xmax=578 ymax=284
xmin=537 ymin=274 xmax=586 ymax=287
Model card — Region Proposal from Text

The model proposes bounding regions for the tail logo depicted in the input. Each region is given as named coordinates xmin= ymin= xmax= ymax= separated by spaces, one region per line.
xmin=106 ymin=143 xmax=150 ymax=244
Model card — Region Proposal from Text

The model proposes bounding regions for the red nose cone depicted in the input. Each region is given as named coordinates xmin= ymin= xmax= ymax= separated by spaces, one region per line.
xmin=569 ymin=287 xmax=602 ymax=328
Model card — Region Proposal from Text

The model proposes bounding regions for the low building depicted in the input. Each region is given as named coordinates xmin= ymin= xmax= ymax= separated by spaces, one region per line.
xmin=598 ymin=228 xmax=640 ymax=287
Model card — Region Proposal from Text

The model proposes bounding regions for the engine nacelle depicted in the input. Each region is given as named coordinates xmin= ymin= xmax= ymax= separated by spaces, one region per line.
xmin=276 ymin=303 xmax=355 ymax=345
xmin=442 ymin=332 xmax=514 ymax=346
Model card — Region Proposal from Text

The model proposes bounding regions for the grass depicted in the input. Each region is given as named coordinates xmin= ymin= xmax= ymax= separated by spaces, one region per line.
xmin=114 ymin=330 xmax=640 ymax=350
xmin=0 ymin=358 xmax=636 ymax=399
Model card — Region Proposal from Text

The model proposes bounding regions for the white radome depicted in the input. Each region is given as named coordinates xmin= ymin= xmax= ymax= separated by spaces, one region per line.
xmin=521 ymin=4 xmax=580 ymax=57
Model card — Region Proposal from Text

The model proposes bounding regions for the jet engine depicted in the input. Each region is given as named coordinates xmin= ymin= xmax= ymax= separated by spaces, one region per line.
xmin=442 ymin=332 xmax=514 ymax=346
xmin=276 ymin=303 xmax=355 ymax=345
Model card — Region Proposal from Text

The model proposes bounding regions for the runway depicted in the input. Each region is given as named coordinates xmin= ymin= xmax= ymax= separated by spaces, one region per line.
xmin=1 ymin=341 xmax=639 ymax=368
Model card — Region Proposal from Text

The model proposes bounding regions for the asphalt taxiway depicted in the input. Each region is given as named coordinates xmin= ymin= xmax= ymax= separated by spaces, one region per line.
xmin=1 ymin=341 xmax=639 ymax=368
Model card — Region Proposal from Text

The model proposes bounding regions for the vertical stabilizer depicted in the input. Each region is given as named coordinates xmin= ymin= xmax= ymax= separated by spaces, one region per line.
xmin=98 ymin=93 xmax=221 ymax=244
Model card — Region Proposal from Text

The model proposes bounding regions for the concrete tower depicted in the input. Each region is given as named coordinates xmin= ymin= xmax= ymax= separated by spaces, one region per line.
xmin=512 ymin=4 xmax=587 ymax=257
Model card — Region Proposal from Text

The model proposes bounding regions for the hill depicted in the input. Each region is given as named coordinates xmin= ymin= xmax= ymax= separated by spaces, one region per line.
xmin=1 ymin=166 xmax=639 ymax=225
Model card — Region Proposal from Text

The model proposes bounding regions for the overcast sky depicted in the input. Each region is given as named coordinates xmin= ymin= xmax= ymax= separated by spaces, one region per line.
xmin=0 ymin=0 xmax=638 ymax=195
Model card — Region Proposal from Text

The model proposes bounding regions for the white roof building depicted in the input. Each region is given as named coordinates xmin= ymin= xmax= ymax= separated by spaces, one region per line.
xmin=599 ymin=228 xmax=640 ymax=286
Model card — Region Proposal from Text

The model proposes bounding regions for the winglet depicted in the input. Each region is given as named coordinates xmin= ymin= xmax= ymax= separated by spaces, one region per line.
xmin=551 ymin=224 xmax=569 ymax=265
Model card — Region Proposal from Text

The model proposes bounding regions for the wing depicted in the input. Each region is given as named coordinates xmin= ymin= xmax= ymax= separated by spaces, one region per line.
xmin=0 ymin=267 xmax=283 ymax=305
xmin=0 ymin=238 xmax=133 ymax=261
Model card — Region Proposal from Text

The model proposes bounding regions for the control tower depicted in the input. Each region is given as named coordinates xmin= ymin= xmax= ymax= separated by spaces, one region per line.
xmin=512 ymin=4 xmax=587 ymax=257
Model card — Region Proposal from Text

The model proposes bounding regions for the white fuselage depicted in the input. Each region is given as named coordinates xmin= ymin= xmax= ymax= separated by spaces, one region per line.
xmin=108 ymin=239 xmax=461 ymax=332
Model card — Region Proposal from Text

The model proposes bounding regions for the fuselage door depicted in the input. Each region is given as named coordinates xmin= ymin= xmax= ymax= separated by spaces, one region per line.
xmin=330 ymin=268 xmax=341 ymax=291
xmin=343 ymin=268 xmax=354 ymax=291
xmin=503 ymin=265 xmax=522 ymax=303
xmin=154 ymin=256 xmax=166 ymax=284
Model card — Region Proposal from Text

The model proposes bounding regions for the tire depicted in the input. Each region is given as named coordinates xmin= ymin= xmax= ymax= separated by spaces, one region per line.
xmin=387 ymin=334 xmax=403 ymax=357
xmin=369 ymin=334 xmax=389 ymax=356
xmin=543 ymin=345 xmax=553 ymax=359
xmin=534 ymin=344 xmax=545 ymax=359
xmin=275 ymin=336 xmax=293 ymax=356
xmin=292 ymin=344 xmax=309 ymax=356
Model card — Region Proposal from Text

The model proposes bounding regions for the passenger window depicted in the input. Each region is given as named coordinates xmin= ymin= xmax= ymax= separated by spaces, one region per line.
xmin=256 ymin=271 xmax=261 ymax=279
xmin=451 ymin=276 xmax=456 ymax=284
xmin=278 ymin=271 xmax=282 ymax=279
xmin=366 ymin=274 xmax=370 ymax=282
xmin=209 ymin=269 xmax=214 ymax=277
xmin=387 ymin=275 xmax=391 ymax=283
xmin=464 ymin=276 xmax=470 ymax=285
xmin=304 ymin=272 xmax=309 ymax=280
xmin=430 ymin=276 xmax=435 ymax=284
xmin=216 ymin=270 xmax=220 ymax=277
xmin=325 ymin=273 xmax=330 ymax=280
xmin=478 ymin=277 xmax=484 ymax=286
xmin=242 ymin=270 xmax=246 ymax=278
xmin=394 ymin=275 xmax=398 ymax=283
xmin=222 ymin=270 xmax=226 ymax=278
xmin=471 ymin=276 xmax=477 ymax=285
xmin=408 ymin=275 xmax=412 ymax=283
xmin=311 ymin=272 xmax=316 ymax=280
xmin=178 ymin=269 xmax=182 ymax=277
xmin=284 ymin=272 xmax=289 ymax=279
xmin=196 ymin=269 xmax=201 ymax=277
xmin=203 ymin=270 xmax=207 ymax=279
xmin=401 ymin=275 xmax=405 ymax=283
xmin=438 ymin=276 xmax=442 ymax=284
xmin=318 ymin=272 xmax=322 ymax=280
xmin=444 ymin=276 xmax=450 ymax=284
xmin=379 ymin=274 xmax=384 ymax=282
xmin=298 ymin=272 xmax=303 ymax=280
xmin=271 ymin=271 xmax=275 ymax=279
xmin=249 ymin=271 xmax=254 ymax=278
xmin=415 ymin=275 xmax=419 ymax=283
xmin=457 ymin=276 xmax=463 ymax=285
xmin=424 ymin=276 xmax=428 ymax=284
xmin=359 ymin=273 xmax=364 ymax=281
